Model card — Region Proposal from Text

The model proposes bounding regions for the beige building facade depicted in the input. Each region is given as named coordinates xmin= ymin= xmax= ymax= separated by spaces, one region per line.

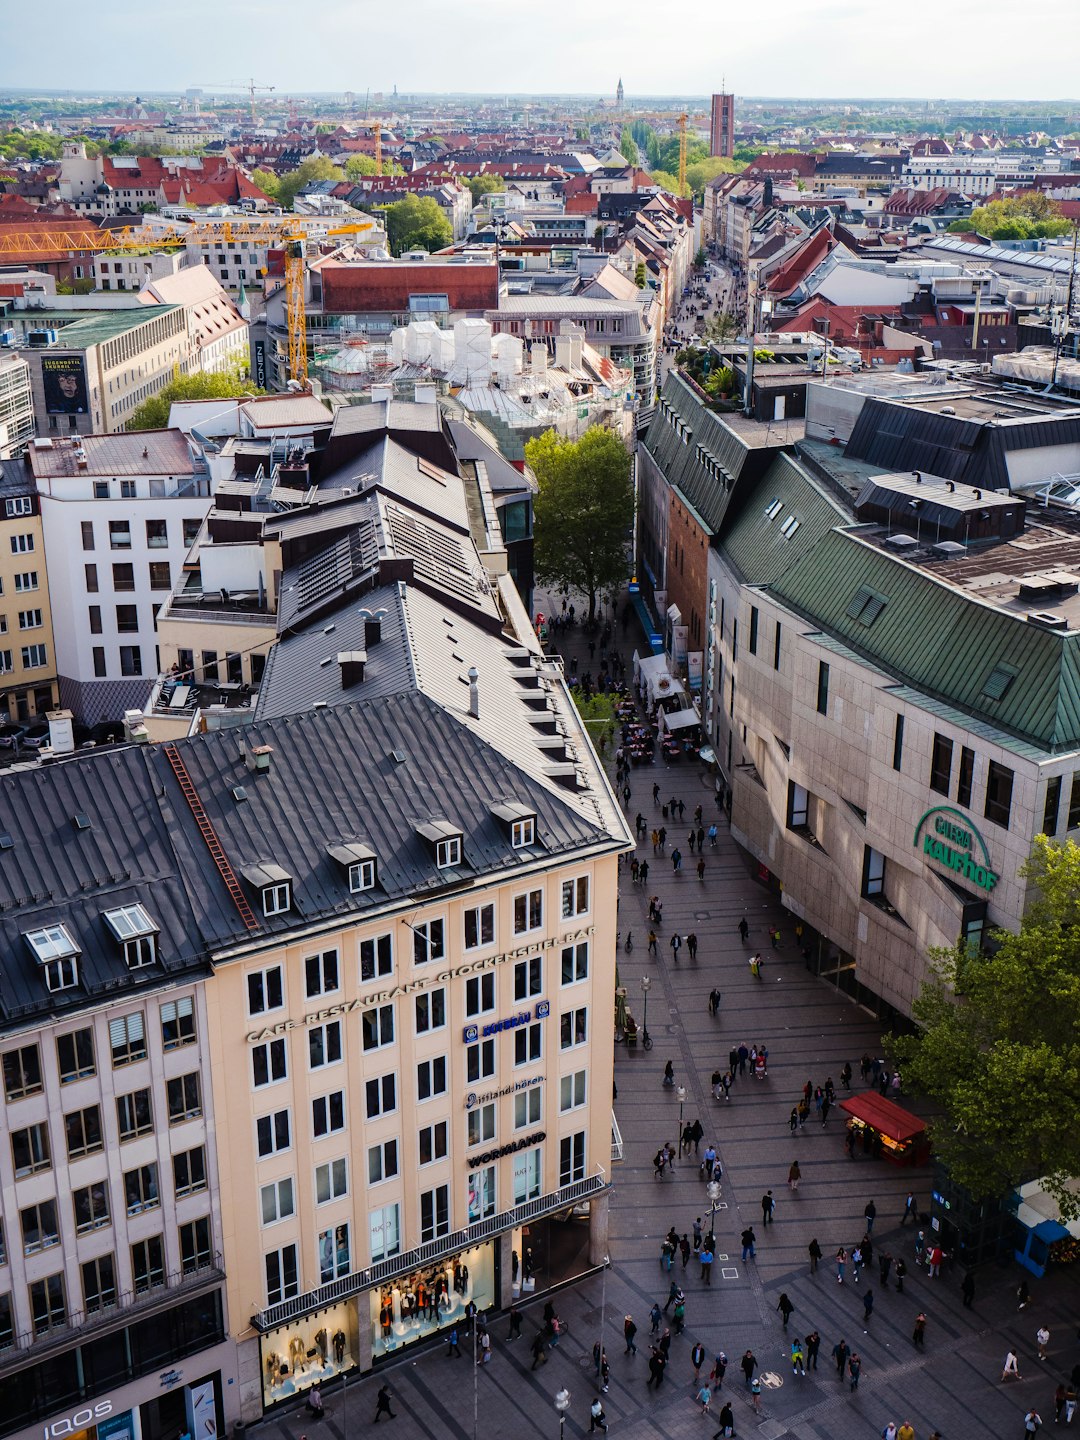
xmin=0 ymin=464 xmax=58 ymax=724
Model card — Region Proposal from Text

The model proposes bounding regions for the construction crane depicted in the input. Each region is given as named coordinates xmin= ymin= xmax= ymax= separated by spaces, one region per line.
xmin=0 ymin=218 xmax=374 ymax=388
xmin=195 ymin=79 xmax=275 ymax=125
xmin=677 ymin=112 xmax=688 ymax=193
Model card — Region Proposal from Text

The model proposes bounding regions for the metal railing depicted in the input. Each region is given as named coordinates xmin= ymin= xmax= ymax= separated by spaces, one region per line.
xmin=251 ymin=1173 xmax=608 ymax=1332
xmin=611 ymin=1109 xmax=624 ymax=1164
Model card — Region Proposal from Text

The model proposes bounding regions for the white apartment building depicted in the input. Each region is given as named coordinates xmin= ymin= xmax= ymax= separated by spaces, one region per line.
xmin=28 ymin=432 xmax=212 ymax=725
xmin=0 ymin=354 xmax=35 ymax=458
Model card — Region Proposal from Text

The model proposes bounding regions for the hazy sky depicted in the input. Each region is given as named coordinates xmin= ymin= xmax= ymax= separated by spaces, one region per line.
xmin=4 ymin=0 xmax=1078 ymax=101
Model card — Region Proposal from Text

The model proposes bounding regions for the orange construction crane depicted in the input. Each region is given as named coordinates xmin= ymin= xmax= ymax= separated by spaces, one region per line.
xmin=0 ymin=218 xmax=373 ymax=388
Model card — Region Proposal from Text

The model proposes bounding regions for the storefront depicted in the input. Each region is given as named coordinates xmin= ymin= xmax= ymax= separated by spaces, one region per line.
xmin=12 ymin=1365 xmax=229 ymax=1440
xmin=368 ymin=1239 xmax=494 ymax=1359
xmin=259 ymin=1298 xmax=360 ymax=1407
xmin=839 ymin=1094 xmax=930 ymax=1166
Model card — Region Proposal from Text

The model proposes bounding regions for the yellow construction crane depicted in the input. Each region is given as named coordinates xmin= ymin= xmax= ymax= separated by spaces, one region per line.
xmin=0 ymin=218 xmax=373 ymax=388
xmin=678 ymin=112 xmax=688 ymax=193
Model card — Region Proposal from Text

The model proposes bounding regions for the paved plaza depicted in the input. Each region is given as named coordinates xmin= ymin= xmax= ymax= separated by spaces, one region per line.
xmin=250 ymin=601 xmax=1080 ymax=1440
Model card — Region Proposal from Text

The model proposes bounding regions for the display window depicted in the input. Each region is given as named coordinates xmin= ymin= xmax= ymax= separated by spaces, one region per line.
xmin=259 ymin=1300 xmax=358 ymax=1407
xmin=368 ymin=1241 xmax=493 ymax=1358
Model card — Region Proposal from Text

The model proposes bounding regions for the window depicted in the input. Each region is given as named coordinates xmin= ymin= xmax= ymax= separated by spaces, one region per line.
xmin=466 ymin=972 xmax=495 ymax=1017
xmin=312 ymin=1091 xmax=345 ymax=1138
xmin=319 ymin=1221 xmax=352 ymax=1278
xmin=467 ymin=1102 xmax=496 ymax=1147
xmin=174 ymin=1147 xmax=208 ymax=1198
xmin=514 ymin=888 xmax=543 ymax=934
xmin=464 ymin=903 xmax=495 ymax=950
xmin=261 ymin=882 xmax=290 ymax=917
xmin=22 ymin=643 xmax=48 ymax=670
xmin=94 ymin=482 xmax=110 ymax=499
xmin=368 ymin=1139 xmax=399 ymax=1185
xmin=149 ymin=562 xmax=172 ymax=590
xmin=252 ymin=1037 xmax=287 ymax=1088
xmin=14 ymin=572 xmax=37 ymax=593
xmin=109 ymin=1012 xmax=146 ymax=1067
xmin=115 ymin=604 xmax=138 ymax=634
xmin=816 ymin=660 xmax=830 ymax=716
xmin=892 ymin=714 xmax=905 ymax=772
xmin=116 ymin=1088 xmax=153 ymax=1141
xmin=956 ymin=746 xmax=975 ymax=809
xmin=256 ymin=1108 xmax=291 ymax=1158
xmin=247 ymin=965 xmax=284 ymax=1016
xmin=265 ymin=1243 xmax=299 ymax=1305
xmin=511 ymin=817 xmax=535 ymax=848
xmin=146 ymin=519 xmax=168 ymax=549
xmin=417 ymin=1056 xmax=447 ymax=1102
xmin=515 ymin=1086 xmax=542 ymax=1129
xmin=365 ymin=1073 xmax=397 ymax=1120
xmin=412 ymin=918 xmax=445 ymax=965
xmin=259 ymin=1176 xmax=295 ymax=1225
xmin=65 ymin=1105 xmax=103 ymax=1159
xmin=109 ymin=521 xmax=131 ymax=550
xmin=560 ymin=1131 xmax=586 ymax=1185
xmin=21 ymin=1200 xmax=60 ymax=1255
xmin=30 ymin=1274 xmax=66 ymax=1335
xmin=304 ymin=949 xmax=339 ymax=999
xmin=764 ymin=496 xmax=783 ymax=520
xmin=561 ymin=1007 xmax=588 ymax=1049
xmin=846 ymin=586 xmax=888 ymax=626
xmin=560 ymin=875 xmax=590 ymax=919
xmin=513 ymin=1147 xmax=542 ymax=1204
xmin=418 ymin=1121 xmax=448 ymax=1166
xmin=930 ymin=733 xmax=953 ymax=795
xmin=514 ymin=1022 xmax=542 ymax=1066
xmin=316 ymin=1158 xmax=348 ymax=1204
xmin=435 ymin=836 xmax=461 ymax=869
xmin=415 ymin=988 xmax=446 ymax=1033
xmin=985 ymin=760 xmax=1014 ymax=828
xmin=161 ymin=996 xmax=195 ymax=1049
xmin=0 ymin=1294 xmax=10 ymax=1350
xmin=1068 ymin=774 xmax=1080 ymax=831
xmin=17 ymin=609 xmax=42 ymax=630
xmin=774 ymin=621 xmax=782 ymax=671
xmin=167 ymin=1073 xmax=201 ymax=1124
xmin=420 ymin=1185 xmax=450 ymax=1242
xmin=362 ymin=1003 xmax=394 ymax=1051
xmin=112 ymin=563 xmax=135 ymax=591
xmin=3 ymin=1044 xmax=42 ymax=1101
xmin=467 ymin=1039 xmax=496 ymax=1082
xmin=514 ymin=955 xmax=542 ymax=1001
xmin=308 ymin=1021 xmax=342 ymax=1070
xmin=862 ymin=845 xmax=887 ymax=900
xmin=201 ymin=651 xmax=219 ymax=683
xmin=1044 ymin=774 xmax=1062 ymax=836
xmin=5 ymin=496 xmax=32 ymax=518
xmin=183 ymin=518 xmax=201 ymax=547
xmin=118 ymin=645 xmax=142 ymax=677
xmin=93 ymin=646 xmax=106 ymax=678
xmin=73 ymin=1182 xmax=110 ymax=1235
xmin=369 ymin=1204 xmax=400 ymax=1262
xmin=982 ymin=663 xmax=1018 ymax=701
xmin=360 ymin=933 xmax=393 ymax=982
xmin=180 ymin=1217 xmax=212 ymax=1273
xmin=748 ymin=605 xmax=759 ymax=654
xmin=10 ymin=533 xmax=34 ymax=554
xmin=779 ymin=514 xmax=800 ymax=538
xmin=124 ymin=1163 xmax=160 ymax=1215
xmin=466 ymin=1164 xmax=496 ymax=1221
xmin=560 ymin=1069 xmax=587 ymax=1112
xmin=787 ymin=780 xmax=809 ymax=831
xmin=561 ymin=941 xmax=589 ymax=985
xmin=81 ymin=521 xmax=95 ymax=551
xmin=131 ymin=1236 xmax=165 ymax=1294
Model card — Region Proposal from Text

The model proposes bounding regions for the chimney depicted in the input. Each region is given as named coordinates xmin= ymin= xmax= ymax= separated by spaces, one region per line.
xmin=468 ymin=665 xmax=479 ymax=719
xmin=371 ymin=384 xmax=393 ymax=404
xmin=554 ymin=334 xmax=573 ymax=370
xmin=414 ymin=381 xmax=437 ymax=405
xmin=365 ymin=617 xmax=382 ymax=647
xmin=46 ymin=708 xmax=75 ymax=756
xmin=530 ymin=343 xmax=548 ymax=376
xmin=338 ymin=650 xmax=367 ymax=687
xmin=245 ymin=743 xmax=273 ymax=774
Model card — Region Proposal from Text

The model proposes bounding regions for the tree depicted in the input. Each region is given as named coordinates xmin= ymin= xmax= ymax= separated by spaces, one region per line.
xmin=250 ymin=168 xmax=281 ymax=201
xmin=948 ymin=193 xmax=1072 ymax=241
xmin=466 ymin=173 xmax=506 ymax=203
xmin=694 ymin=246 xmax=707 ymax=270
xmin=890 ymin=835 xmax=1080 ymax=1219
xmin=379 ymin=194 xmax=453 ymax=256
xmin=685 ymin=156 xmax=745 ymax=196
xmin=128 ymin=367 xmax=263 ymax=431
xmin=526 ymin=427 xmax=634 ymax=622
xmin=619 ymin=126 xmax=639 ymax=166
xmin=344 ymin=154 xmax=378 ymax=180
xmin=275 ymin=156 xmax=345 ymax=209
xmin=634 ymin=261 xmax=647 ymax=289
xmin=648 ymin=169 xmax=690 ymax=199
xmin=704 ymin=311 xmax=739 ymax=343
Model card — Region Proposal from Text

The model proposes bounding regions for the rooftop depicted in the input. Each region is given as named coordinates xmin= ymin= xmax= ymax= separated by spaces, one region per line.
xmin=36 ymin=305 xmax=180 ymax=350
xmin=26 ymin=429 xmax=196 ymax=478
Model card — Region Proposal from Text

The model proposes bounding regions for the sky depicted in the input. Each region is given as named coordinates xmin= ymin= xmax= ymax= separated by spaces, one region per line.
xmin=3 ymin=0 xmax=1079 ymax=101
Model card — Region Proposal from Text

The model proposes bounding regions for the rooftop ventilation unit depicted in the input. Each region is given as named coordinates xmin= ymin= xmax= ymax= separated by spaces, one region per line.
xmin=884 ymin=533 xmax=920 ymax=552
xmin=930 ymin=541 xmax=967 ymax=558
xmin=1027 ymin=611 xmax=1069 ymax=630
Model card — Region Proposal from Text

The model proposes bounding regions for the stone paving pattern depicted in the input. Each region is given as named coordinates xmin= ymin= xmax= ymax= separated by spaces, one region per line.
xmin=249 ymin=598 xmax=1080 ymax=1439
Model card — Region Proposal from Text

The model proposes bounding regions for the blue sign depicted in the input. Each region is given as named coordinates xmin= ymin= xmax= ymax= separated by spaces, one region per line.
xmin=463 ymin=1023 xmax=479 ymax=1044
xmin=628 ymin=582 xmax=640 ymax=594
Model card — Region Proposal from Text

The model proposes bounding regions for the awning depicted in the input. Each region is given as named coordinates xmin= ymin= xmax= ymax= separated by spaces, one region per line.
xmin=839 ymin=1094 xmax=926 ymax=1144
xmin=665 ymin=708 xmax=700 ymax=733
xmin=634 ymin=651 xmax=685 ymax=702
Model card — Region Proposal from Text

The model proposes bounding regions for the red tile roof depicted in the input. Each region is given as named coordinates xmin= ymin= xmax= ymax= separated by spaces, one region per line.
xmin=319 ymin=260 xmax=499 ymax=314
xmin=767 ymin=227 xmax=835 ymax=298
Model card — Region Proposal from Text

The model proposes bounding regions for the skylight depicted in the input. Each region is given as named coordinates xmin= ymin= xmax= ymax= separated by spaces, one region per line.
xmin=779 ymin=514 xmax=801 ymax=538
xmin=765 ymin=497 xmax=783 ymax=520
xmin=103 ymin=904 xmax=157 ymax=941
xmin=25 ymin=923 xmax=80 ymax=963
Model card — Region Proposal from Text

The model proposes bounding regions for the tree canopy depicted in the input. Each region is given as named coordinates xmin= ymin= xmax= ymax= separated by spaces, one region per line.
xmin=379 ymin=194 xmax=453 ymax=256
xmin=527 ymin=426 xmax=634 ymax=622
xmin=890 ymin=835 xmax=1080 ymax=1218
xmin=344 ymin=154 xmax=378 ymax=180
xmin=619 ymin=127 xmax=640 ymax=166
xmin=466 ymin=173 xmax=506 ymax=202
xmin=948 ymin=193 xmax=1073 ymax=241
xmin=127 ymin=367 xmax=263 ymax=431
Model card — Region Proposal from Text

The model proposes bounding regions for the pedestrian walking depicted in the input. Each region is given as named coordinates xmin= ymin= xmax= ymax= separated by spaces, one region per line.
xmin=862 ymin=1288 xmax=874 ymax=1322
xmin=1002 ymin=1349 xmax=1022 ymax=1382
xmin=710 ymin=1351 xmax=727 ymax=1387
xmin=913 ymin=1312 xmax=926 ymax=1348
xmin=848 ymin=1353 xmax=862 ymax=1392
xmin=777 ymin=1293 xmax=794 ymax=1328
xmin=669 ymin=932 xmax=682 ymax=961
xmin=761 ymin=1190 xmax=775 ymax=1226
xmin=699 ymin=1244 xmax=714 ymax=1284
xmin=883 ymin=1427 xmax=897 ymax=1440
xmin=373 ymin=1384 xmax=396 ymax=1421
xmin=663 ymin=1059 xmax=675 ymax=1088
xmin=791 ymin=1337 xmax=805 ymax=1375
xmin=687 ymin=932 xmax=698 ymax=959
xmin=691 ymin=1341 xmax=706 ymax=1380
xmin=589 ymin=1398 xmax=608 ymax=1434
xmin=653 ymin=782 xmax=660 ymax=805
xmin=649 ymin=1302 xmax=662 ymax=1333
xmin=708 ymin=987 xmax=721 ymax=1016
xmin=808 ymin=1238 xmax=822 ymax=1273
xmin=833 ymin=1339 xmax=850 ymax=1377
xmin=961 ymin=1271 xmax=975 ymax=1308
xmin=688 ymin=829 xmax=696 ymax=854
xmin=741 ymin=1226 xmax=756 ymax=1261
xmin=659 ymin=826 xmax=667 ymax=851
xmin=879 ymin=1252 xmax=892 ymax=1285
xmin=806 ymin=1331 xmax=820 ymax=1370
xmin=836 ymin=1247 xmax=847 ymax=1283
xmin=692 ymin=1217 xmax=703 ymax=1251
xmin=851 ymin=1245 xmax=863 ymax=1284
xmin=658 ymin=1328 xmax=672 ymax=1360
xmin=697 ymin=857 xmax=706 ymax=880
xmin=671 ymin=848 xmax=682 ymax=873
xmin=788 ymin=1160 xmax=801 ymax=1191
xmin=864 ymin=1199 xmax=877 ymax=1233
xmin=900 ymin=1191 xmax=918 ymax=1225
xmin=708 ymin=824 xmax=718 ymax=848
xmin=820 ymin=1095 xmax=832 ymax=1127
xmin=894 ymin=1257 xmax=907 ymax=1293
xmin=508 ymin=1304 xmax=522 ymax=1340
xmin=789 ymin=1106 xmax=799 ymax=1135
xmin=446 ymin=1325 xmax=462 ymax=1357
xmin=696 ymin=1383 xmax=712 ymax=1415
xmin=623 ymin=1315 xmax=637 ymax=1354
xmin=738 ymin=916 xmax=749 ymax=943
xmin=741 ymin=1350 xmax=757 ymax=1387
xmin=749 ymin=953 xmax=763 ymax=978
xmin=1037 ymin=1325 xmax=1050 ymax=1360
xmin=679 ymin=1234 xmax=691 ymax=1267
xmin=1023 ymin=1410 xmax=1043 ymax=1435
xmin=898 ymin=1425 xmax=915 ymax=1440
xmin=673 ymin=1297 xmax=686 ymax=1335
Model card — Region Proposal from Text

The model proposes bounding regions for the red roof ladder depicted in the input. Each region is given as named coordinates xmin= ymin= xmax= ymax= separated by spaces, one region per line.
xmin=163 ymin=743 xmax=260 ymax=932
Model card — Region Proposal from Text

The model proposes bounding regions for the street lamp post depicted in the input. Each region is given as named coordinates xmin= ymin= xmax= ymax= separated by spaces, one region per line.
xmin=677 ymin=1085 xmax=687 ymax=1133
xmin=706 ymin=1179 xmax=721 ymax=1243
xmin=640 ymin=974 xmax=651 ymax=1041
xmin=554 ymin=1386 xmax=571 ymax=1440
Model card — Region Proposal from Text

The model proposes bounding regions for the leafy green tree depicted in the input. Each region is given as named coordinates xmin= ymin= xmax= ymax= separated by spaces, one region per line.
xmin=634 ymin=261 xmax=647 ymax=289
xmin=685 ymin=156 xmax=746 ymax=195
xmin=250 ymin=168 xmax=280 ymax=200
xmin=704 ymin=311 xmax=739 ymax=343
xmin=275 ymin=156 xmax=345 ymax=209
xmin=890 ymin=835 xmax=1080 ymax=1218
xmin=648 ymin=169 xmax=689 ymax=199
xmin=128 ymin=367 xmax=263 ymax=431
xmin=694 ymin=246 xmax=707 ymax=269
xmin=526 ymin=427 xmax=634 ymax=622
xmin=619 ymin=126 xmax=639 ymax=166
xmin=379 ymin=194 xmax=453 ymax=256
xmin=947 ymin=193 xmax=1071 ymax=240
xmin=630 ymin=119 xmax=655 ymax=153
xmin=466 ymin=173 xmax=506 ymax=202
xmin=570 ymin=688 xmax=618 ymax=753
xmin=344 ymin=154 xmax=378 ymax=180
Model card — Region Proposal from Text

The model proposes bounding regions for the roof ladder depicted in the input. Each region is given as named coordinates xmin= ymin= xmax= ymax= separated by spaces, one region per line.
xmin=163 ymin=743 xmax=260 ymax=932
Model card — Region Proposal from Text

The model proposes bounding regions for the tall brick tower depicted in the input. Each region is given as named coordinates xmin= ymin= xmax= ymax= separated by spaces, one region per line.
xmin=709 ymin=93 xmax=735 ymax=158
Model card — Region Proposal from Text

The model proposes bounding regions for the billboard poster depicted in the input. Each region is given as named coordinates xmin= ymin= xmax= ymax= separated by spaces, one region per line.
xmin=41 ymin=355 xmax=89 ymax=415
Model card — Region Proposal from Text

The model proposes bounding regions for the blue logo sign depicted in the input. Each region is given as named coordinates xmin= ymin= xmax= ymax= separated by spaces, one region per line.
xmin=463 ymin=1024 xmax=479 ymax=1044
xmin=535 ymin=1000 xmax=550 ymax=1019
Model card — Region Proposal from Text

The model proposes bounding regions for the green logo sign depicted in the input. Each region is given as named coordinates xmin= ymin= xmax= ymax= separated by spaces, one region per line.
xmin=913 ymin=806 xmax=999 ymax=892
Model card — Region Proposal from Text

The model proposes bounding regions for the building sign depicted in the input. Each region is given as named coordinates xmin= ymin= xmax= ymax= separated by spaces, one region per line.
xmin=470 ymin=1131 xmax=546 ymax=1168
xmin=253 ymin=339 xmax=266 ymax=389
xmin=466 ymin=1074 xmax=544 ymax=1110
xmin=913 ymin=806 xmax=1000 ymax=892
xmin=41 ymin=355 xmax=89 ymax=415
xmin=464 ymin=999 xmax=550 ymax=1043
xmin=244 ymin=928 xmax=593 ymax=1042
xmin=44 ymin=1404 xmax=113 ymax=1440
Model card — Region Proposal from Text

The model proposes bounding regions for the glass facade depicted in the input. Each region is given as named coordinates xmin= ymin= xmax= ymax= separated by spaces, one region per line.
xmin=259 ymin=1299 xmax=359 ymax=1408
xmin=369 ymin=1239 xmax=494 ymax=1359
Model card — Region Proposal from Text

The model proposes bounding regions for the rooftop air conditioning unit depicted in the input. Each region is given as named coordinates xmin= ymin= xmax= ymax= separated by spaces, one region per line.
xmin=1027 ymin=610 xmax=1069 ymax=630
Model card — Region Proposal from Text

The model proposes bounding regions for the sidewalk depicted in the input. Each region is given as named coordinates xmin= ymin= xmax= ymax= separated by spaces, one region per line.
xmin=249 ymin=591 xmax=1080 ymax=1440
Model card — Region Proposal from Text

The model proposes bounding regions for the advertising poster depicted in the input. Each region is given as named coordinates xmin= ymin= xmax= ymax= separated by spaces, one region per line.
xmin=41 ymin=355 xmax=89 ymax=415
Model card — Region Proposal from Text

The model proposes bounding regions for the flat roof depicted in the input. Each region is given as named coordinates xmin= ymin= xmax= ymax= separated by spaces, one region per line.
xmin=38 ymin=305 xmax=180 ymax=350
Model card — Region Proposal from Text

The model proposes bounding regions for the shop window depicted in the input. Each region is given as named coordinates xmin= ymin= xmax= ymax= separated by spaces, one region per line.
xmin=360 ymin=933 xmax=393 ymax=982
xmin=816 ymin=661 xmax=829 ymax=716
xmin=132 ymin=1235 xmax=165 ymax=1294
xmin=365 ymin=1073 xmax=396 ymax=1119
xmin=362 ymin=1004 xmax=394 ymax=1052
xmin=560 ymin=875 xmax=589 ymax=919
xmin=12 ymin=1123 xmax=50 ymax=1177
xmin=513 ymin=888 xmax=543 ymax=934
xmin=57 ymin=1027 xmax=95 ymax=1083
xmin=308 ymin=1021 xmax=342 ymax=1070
xmin=467 ymin=1102 xmax=496 ymax=1148
xmin=514 ymin=1022 xmax=542 ymax=1066
xmin=117 ymin=1088 xmax=153 ymax=1142
xmin=415 ymin=988 xmax=446 ymax=1034
xmin=956 ymin=746 xmax=975 ymax=809
xmin=124 ymin=1163 xmax=159 ymax=1215
xmin=312 ymin=1091 xmax=345 ymax=1138
xmin=252 ymin=1037 xmax=287 ymax=1087
xmin=892 ymin=714 xmax=904 ymax=772
xmin=74 ymin=1182 xmax=110 ymax=1235
xmin=514 ymin=955 xmax=542 ymax=1001
xmin=166 ymin=1072 xmax=202 ymax=1123
xmin=316 ymin=1158 xmax=348 ymax=1204
xmin=512 ymin=1146 xmax=542 ymax=1204
xmin=468 ymin=1165 xmax=496 ymax=1221
xmin=179 ymin=1217 xmax=212 ymax=1273
xmin=29 ymin=1273 xmax=66 ymax=1335
xmin=174 ymin=1147 xmax=208 ymax=1199
xmin=464 ymin=903 xmax=495 ymax=950
xmin=417 ymin=1056 xmax=447 ymax=1101
xmin=369 ymin=1204 xmax=400 ymax=1262
xmin=930 ymin=733 xmax=953 ymax=795
xmin=413 ymin=918 xmax=445 ymax=965
xmin=257 ymin=1108 xmax=291 ymax=1158
xmin=65 ymin=1104 xmax=103 ymax=1159
xmin=260 ymin=1177 xmax=295 ymax=1225
xmin=2 ymin=1043 xmax=42 ymax=1101
xmin=21 ymin=1200 xmax=60 ymax=1255
xmin=467 ymin=1039 xmax=495 ymax=1082
xmin=559 ymin=1131 xmax=586 ymax=1186
xmin=466 ymin=972 xmax=495 ymax=1017
xmin=367 ymin=1140 xmax=399 ymax=1185
xmin=560 ymin=1007 xmax=588 ymax=1050
xmin=161 ymin=996 xmax=196 ymax=1049
xmin=420 ymin=1184 xmax=450 ymax=1241
xmin=266 ymin=1244 xmax=299 ymax=1305
xmin=560 ymin=1070 xmax=587 ymax=1113
xmin=985 ymin=760 xmax=1013 ymax=829
xmin=305 ymin=949 xmax=340 ymax=999
xmin=515 ymin=1087 xmax=542 ymax=1129
xmin=561 ymin=941 xmax=588 ymax=984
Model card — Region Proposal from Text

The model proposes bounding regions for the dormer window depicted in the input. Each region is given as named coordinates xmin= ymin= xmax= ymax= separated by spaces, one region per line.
xmin=25 ymin=924 xmax=80 ymax=992
xmin=326 ymin=843 xmax=379 ymax=896
xmin=416 ymin=821 xmax=465 ymax=871
xmin=103 ymin=903 xmax=158 ymax=968
xmin=512 ymin=818 xmax=535 ymax=848
xmin=491 ymin=803 xmax=538 ymax=850
xmin=436 ymin=837 xmax=461 ymax=869
xmin=263 ymin=883 xmax=291 ymax=917
xmin=240 ymin=864 xmax=293 ymax=917
xmin=350 ymin=860 xmax=376 ymax=893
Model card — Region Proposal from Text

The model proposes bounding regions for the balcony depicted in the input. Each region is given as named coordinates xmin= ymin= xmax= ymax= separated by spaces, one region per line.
xmin=159 ymin=577 xmax=275 ymax=628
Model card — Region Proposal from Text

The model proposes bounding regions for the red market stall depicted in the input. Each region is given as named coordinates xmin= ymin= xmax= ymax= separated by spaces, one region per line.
xmin=840 ymin=1093 xmax=930 ymax=1166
